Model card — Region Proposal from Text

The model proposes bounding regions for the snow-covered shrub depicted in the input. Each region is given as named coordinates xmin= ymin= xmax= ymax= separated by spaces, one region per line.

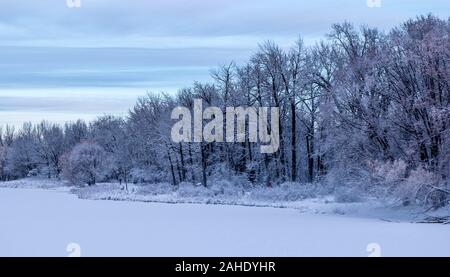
xmin=209 ymin=180 xmax=245 ymax=197
xmin=334 ymin=188 xmax=363 ymax=203
xmin=396 ymin=167 xmax=447 ymax=207
xmin=321 ymin=160 xmax=408 ymax=203
xmin=63 ymin=142 xmax=109 ymax=186
xmin=136 ymin=182 xmax=174 ymax=195
xmin=177 ymin=182 xmax=216 ymax=198
xmin=397 ymin=167 xmax=435 ymax=202
xmin=369 ymin=160 xmax=447 ymax=208
xmin=323 ymin=162 xmax=372 ymax=190
xmin=130 ymin=167 xmax=168 ymax=184
xmin=249 ymin=182 xmax=315 ymax=202
xmin=364 ymin=159 xmax=408 ymax=198
xmin=424 ymin=188 xmax=449 ymax=209
xmin=228 ymin=174 xmax=253 ymax=190
xmin=72 ymin=182 xmax=122 ymax=199
xmin=0 ymin=178 xmax=67 ymax=189
xmin=371 ymin=159 xmax=407 ymax=184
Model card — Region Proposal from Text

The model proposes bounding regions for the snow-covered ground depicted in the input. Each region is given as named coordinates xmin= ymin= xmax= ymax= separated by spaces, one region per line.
xmin=0 ymin=187 xmax=449 ymax=256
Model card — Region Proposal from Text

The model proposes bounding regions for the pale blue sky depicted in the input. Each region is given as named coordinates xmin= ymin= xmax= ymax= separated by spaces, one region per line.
xmin=0 ymin=0 xmax=448 ymax=127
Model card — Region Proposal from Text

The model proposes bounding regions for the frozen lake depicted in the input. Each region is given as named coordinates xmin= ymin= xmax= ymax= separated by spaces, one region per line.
xmin=0 ymin=188 xmax=449 ymax=257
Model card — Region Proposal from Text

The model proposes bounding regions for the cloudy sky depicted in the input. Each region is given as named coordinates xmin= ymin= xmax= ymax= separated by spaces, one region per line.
xmin=0 ymin=0 xmax=448 ymax=127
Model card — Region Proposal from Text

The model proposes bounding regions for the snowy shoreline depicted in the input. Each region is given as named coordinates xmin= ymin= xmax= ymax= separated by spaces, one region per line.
xmin=1 ymin=178 xmax=448 ymax=223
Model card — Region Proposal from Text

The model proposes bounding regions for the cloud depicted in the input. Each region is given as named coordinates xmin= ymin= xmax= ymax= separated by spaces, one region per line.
xmin=0 ymin=0 xmax=447 ymax=48
xmin=0 ymin=0 xmax=448 ymax=126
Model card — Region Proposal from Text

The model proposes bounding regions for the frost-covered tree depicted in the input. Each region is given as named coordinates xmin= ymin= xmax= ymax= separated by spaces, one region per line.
xmin=5 ymin=123 xmax=40 ymax=178
xmin=385 ymin=15 xmax=450 ymax=178
xmin=64 ymin=142 xmax=109 ymax=186
xmin=64 ymin=120 xmax=88 ymax=149
xmin=0 ymin=146 xmax=8 ymax=181
xmin=90 ymin=115 xmax=133 ymax=187
xmin=36 ymin=122 xmax=65 ymax=178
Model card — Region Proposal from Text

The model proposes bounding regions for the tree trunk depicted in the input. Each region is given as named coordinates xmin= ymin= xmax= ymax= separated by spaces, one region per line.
xmin=200 ymin=143 xmax=208 ymax=187
xmin=306 ymin=132 xmax=314 ymax=183
xmin=188 ymin=143 xmax=196 ymax=184
xmin=178 ymin=143 xmax=186 ymax=181
xmin=290 ymin=100 xmax=297 ymax=182
xmin=166 ymin=145 xmax=178 ymax=186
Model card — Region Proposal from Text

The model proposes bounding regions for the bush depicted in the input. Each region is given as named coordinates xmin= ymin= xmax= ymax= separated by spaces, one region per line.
xmin=370 ymin=159 xmax=407 ymax=184
xmin=136 ymin=182 xmax=174 ymax=195
xmin=249 ymin=182 xmax=315 ymax=202
xmin=368 ymin=160 xmax=446 ymax=208
xmin=177 ymin=182 xmax=215 ymax=198
xmin=334 ymin=188 xmax=363 ymax=203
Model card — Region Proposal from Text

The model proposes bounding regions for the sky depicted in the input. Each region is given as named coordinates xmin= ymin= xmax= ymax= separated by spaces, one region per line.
xmin=0 ymin=0 xmax=449 ymax=127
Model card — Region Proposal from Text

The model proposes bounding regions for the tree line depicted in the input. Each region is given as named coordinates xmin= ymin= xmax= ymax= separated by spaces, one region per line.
xmin=0 ymin=15 xmax=449 ymax=204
